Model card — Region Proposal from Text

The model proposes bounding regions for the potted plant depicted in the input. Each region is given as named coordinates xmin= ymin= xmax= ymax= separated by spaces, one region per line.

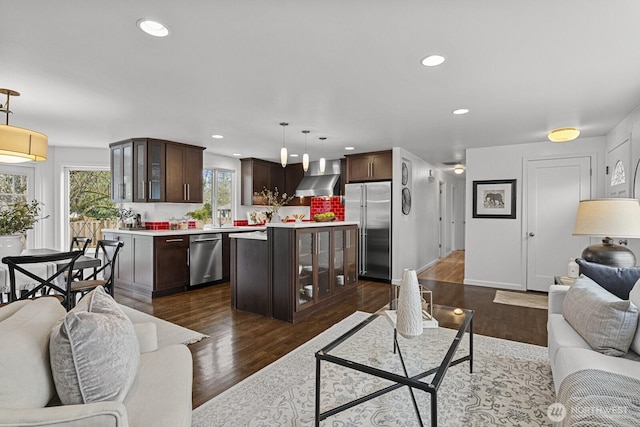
xmin=253 ymin=187 xmax=294 ymax=222
xmin=187 ymin=202 xmax=213 ymax=228
xmin=0 ymin=198 xmax=46 ymax=258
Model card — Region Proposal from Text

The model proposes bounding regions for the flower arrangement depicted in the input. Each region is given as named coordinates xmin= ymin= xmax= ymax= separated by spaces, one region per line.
xmin=0 ymin=199 xmax=47 ymax=235
xmin=254 ymin=187 xmax=294 ymax=215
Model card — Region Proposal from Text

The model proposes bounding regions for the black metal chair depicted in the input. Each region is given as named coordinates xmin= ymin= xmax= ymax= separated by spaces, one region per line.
xmin=67 ymin=236 xmax=92 ymax=281
xmin=2 ymin=251 xmax=84 ymax=311
xmin=70 ymin=240 xmax=124 ymax=305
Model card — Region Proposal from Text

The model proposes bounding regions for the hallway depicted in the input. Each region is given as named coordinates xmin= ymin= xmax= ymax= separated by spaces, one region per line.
xmin=418 ymin=250 xmax=464 ymax=283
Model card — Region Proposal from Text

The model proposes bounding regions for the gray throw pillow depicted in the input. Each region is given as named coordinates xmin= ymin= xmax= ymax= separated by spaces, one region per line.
xmin=576 ymin=258 xmax=640 ymax=299
xmin=563 ymin=275 xmax=638 ymax=356
xmin=50 ymin=286 xmax=140 ymax=405
xmin=629 ymin=279 xmax=640 ymax=354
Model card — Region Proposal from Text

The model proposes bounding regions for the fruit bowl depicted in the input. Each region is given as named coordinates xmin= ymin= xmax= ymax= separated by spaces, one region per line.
xmin=313 ymin=215 xmax=336 ymax=222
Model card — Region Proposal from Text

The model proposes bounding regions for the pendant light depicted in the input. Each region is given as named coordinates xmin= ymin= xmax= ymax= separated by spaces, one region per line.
xmin=301 ymin=130 xmax=310 ymax=172
xmin=0 ymin=88 xmax=47 ymax=163
xmin=279 ymin=122 xmax=288 ymax=167
xmin=319 ymin=137 xmax=327 ymax=175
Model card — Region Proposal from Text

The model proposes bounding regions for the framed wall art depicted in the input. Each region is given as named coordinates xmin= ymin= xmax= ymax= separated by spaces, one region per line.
xmin=472 ymin=179 xmax=517 ymax=219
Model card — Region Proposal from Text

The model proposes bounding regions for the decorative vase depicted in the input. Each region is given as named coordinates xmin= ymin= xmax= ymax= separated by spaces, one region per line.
xmin=396 ymin=268 xmax=423 ymax=338
xmin=270 ymin=211 xmax=280 ymax=223
xmin=0 ymin=234 xmax=24 ymax=261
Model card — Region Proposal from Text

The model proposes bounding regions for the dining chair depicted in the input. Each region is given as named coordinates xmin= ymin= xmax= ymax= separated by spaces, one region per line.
xmin=70 ymin=240 xmax=124 ymax=305
xmin=67 ymin=236 xmax=92 ymax=281
xmin=2 ymin=250 xmax=84 ymax=310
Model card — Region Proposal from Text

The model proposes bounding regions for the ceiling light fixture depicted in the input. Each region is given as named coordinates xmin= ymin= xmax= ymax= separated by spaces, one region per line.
xmin=290 ymin=153 xmax=299 ymax=158
xmin=421 ymin=54 xmax=445 ymax=67
xmin=0 ymin=88 xmax=47 ymax=163
xmin=137 ymin=19 xmax=170 ymax=37
xmin=279 ymin=122 xmax=289 ymax=168
xmin=302 ymin=130 xmax=310 ymax=172
xmin=232 ymin=153 xmax=242 ymax=157
xmin=452 ymin=108 xmax=469 ymax=115
xmin=548 ymin=127 xmax=580 ymax=142
xmin=345 ymin=146 xmax=355 ymax=151
xmin=211 ymin=134 xmax=224 ymax=139
xmin=319 ymin=137 xmax=327 ymax=175
xmin=454 ymin=165 xmax=465 ymax=175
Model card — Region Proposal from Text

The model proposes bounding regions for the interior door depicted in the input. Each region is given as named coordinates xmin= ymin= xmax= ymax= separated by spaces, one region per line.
xmin=526 ymin=156 xmax=591 ymax=292
xmin=607 ymin=136 xmax=631 ymax=197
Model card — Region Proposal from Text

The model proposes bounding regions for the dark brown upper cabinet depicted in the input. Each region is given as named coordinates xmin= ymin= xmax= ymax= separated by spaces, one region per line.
xmin=345 ymin=150 xmax=392 ymax=182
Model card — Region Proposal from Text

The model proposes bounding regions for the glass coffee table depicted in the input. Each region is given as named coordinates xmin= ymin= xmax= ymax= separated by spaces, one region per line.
xmin=314 ymin=305 xmax=474 ymax=427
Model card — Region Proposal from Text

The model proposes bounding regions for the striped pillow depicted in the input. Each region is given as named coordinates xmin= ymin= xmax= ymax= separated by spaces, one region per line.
xmin=562 ymin=275 xmax=638 ymax=356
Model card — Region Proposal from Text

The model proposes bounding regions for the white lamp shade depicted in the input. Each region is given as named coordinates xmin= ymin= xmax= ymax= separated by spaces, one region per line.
xmin=280 ymin=146 xmax=288 ymax=167
xmin=302 ymin=153 xmax=309 ymax=172
xmin=0 ymin=124 xmax=47 ymax=162
xmin=572 ymin=199 xmax=640 ymax=238
xmin=319 ymin=157 xmax=326 ymax=174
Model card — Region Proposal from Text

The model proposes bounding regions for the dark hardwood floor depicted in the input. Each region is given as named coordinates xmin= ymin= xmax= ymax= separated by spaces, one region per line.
xmin=115 ymin=251 xmax=548 ymax=409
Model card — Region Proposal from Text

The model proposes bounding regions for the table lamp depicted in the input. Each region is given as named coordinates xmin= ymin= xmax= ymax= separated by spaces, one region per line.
xmin=572 ymin=198 xmax=640 ymax=268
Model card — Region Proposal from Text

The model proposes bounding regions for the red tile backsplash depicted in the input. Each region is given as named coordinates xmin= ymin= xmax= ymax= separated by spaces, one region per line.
xmin=310 ymin=196 xmax=344 ymax=221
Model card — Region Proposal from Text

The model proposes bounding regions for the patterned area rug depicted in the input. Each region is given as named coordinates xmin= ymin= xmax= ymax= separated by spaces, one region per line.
xmin=493 ymin=290 xmax=549 ymax=310
xmin=193 ymin=311 xmax=555 ymax=426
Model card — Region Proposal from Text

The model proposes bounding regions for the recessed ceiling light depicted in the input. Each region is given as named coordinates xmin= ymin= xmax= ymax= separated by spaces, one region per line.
xmin=421 ymin=55 xmax=445 ymax=67
xmin=232 ymin=153 xmax=242 ymax=157
xmin=452 ymin=108 xmax=469 ymax=115
xmin=211 ymin=134 xmax=224 ymax=139
xmin=548 ymin=127 xmax=580 ymax=142
xmin=345 ymin=146 xmax=355 ymax=151
xmin=137 ymin=19 xmax=170 ymax=37
xmin=290 ymin=153 xmax=299 ymax=158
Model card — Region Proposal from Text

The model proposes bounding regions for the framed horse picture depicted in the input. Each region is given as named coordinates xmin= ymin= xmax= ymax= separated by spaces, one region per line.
xmin=472 ymin=179 xmax=517 ymax=219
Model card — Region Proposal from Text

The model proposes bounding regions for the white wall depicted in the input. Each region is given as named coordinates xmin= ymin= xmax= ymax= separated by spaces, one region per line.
xmin=464 ymin=137 xmax=606 ymax=291
xmin=391 ymin=148 xmax=464 ymax=283
xmin=38 ymin=146 xmax=244 ymax=250
xmin=605 ymin=103 xmax=640 ymax=258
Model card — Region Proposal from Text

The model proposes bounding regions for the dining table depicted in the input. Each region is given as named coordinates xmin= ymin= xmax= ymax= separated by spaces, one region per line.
xmin=21 ymin=248 xmax=101 ymax=271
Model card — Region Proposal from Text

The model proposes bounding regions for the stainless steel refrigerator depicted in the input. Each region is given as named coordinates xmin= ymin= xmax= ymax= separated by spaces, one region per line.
xmin=345 ymin=181 xmax=391 ymax=281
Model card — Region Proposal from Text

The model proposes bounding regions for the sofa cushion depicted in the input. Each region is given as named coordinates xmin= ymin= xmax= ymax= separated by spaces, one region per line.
xmin=562 ymin=275 xmax=638 ymax=356
xmin=576 ymin=258 xmax=640 ymax=299
xmin=629 ymin=279 xmax=640 ymax=355
xmin=50 ymin=286 xmax=140 ymax=405
xmin=0 ymin=297 xmax=66 ymax=409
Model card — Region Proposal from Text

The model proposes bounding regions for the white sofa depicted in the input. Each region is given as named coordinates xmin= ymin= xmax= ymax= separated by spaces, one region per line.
xmin=0 ymin=297 xmax=193 ymax=427
xmin=547 ymin=284 xmax=640 ymax=392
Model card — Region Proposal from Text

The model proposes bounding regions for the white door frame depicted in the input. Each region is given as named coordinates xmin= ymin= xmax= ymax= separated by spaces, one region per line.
xmin=521 ymin=152 xmax=599 ymax=290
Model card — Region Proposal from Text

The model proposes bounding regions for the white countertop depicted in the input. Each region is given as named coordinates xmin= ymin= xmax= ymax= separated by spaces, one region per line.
xmin=266 ymin=220 xmax=358 ymax=228
xmin=102 ymin=226 xmax=266 ymax=236
xmin=229 ymin=231 xmax=268 ymax=240
xmin=103 ymin=221 xmax=357 ymax=236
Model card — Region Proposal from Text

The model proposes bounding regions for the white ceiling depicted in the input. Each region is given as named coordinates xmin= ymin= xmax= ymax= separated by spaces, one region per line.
xmin=2 ymin=1 xmax=640 ymax=169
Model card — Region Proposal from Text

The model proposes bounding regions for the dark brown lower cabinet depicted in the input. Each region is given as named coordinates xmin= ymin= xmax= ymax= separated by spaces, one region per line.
xmin=230 ymin=236 xmax=271 ymax=317
xmin=270 ymin=224 xmax=358 ymax=323
xmin=154 ymin=236 xmax=189 ymax=294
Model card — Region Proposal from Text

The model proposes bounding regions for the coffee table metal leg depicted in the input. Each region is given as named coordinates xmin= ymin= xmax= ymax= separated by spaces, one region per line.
xmin=469 ymin=317 xmax=474 ymax=374
xmin=315 ymin=356 xmax=321 ymax=427
xmin=431 ymin=391 xmax=437 ymax=427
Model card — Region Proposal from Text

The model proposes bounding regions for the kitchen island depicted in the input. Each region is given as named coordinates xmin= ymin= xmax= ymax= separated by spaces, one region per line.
xmin=103 ymin=226 xmax=265 ymax=301
xmin=230 ymin=221 xmax=359 ymax=323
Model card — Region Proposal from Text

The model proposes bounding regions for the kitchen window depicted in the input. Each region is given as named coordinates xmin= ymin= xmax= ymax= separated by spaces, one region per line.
xmin=203 ymin=169 xmax=234 ymax=226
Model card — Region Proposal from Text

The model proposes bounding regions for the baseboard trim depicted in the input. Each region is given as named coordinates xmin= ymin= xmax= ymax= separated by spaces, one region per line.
xmin=463 ymin=278 xmax=525 ymax=291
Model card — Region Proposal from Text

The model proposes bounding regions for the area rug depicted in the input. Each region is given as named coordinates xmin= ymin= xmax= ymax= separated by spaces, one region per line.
xmin=493 ymin=290 xmax=548 ymax=310
xmin=193 ymin=311 xmax=555 ymax=426
xmin=118 ymin=304 xmax=208 ymax=347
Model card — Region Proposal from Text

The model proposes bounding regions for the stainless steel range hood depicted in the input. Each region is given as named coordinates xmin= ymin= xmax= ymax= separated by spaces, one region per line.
xmin=294 ymin=159 xmax=341 ymax=197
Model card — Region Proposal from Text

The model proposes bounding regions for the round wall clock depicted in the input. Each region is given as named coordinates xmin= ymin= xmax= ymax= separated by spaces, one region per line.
xmin=402 ymin=187 xmax=411 ymax=215
xmin=401 ymin=162 xmax=408 ymax=185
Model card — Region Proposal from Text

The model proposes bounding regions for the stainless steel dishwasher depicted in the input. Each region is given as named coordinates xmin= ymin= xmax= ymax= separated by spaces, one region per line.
xmin=189 ymin=233 xmax=222 ymax=286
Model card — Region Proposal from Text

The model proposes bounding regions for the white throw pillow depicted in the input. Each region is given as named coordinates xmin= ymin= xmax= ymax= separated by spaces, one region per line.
xmin=629 ymin=278 xmax=640 ymax=355
xmin=562 ymin=275 xmax=638 ymax=356
xmin=50 ymin=286 xmax=140 ymax=404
